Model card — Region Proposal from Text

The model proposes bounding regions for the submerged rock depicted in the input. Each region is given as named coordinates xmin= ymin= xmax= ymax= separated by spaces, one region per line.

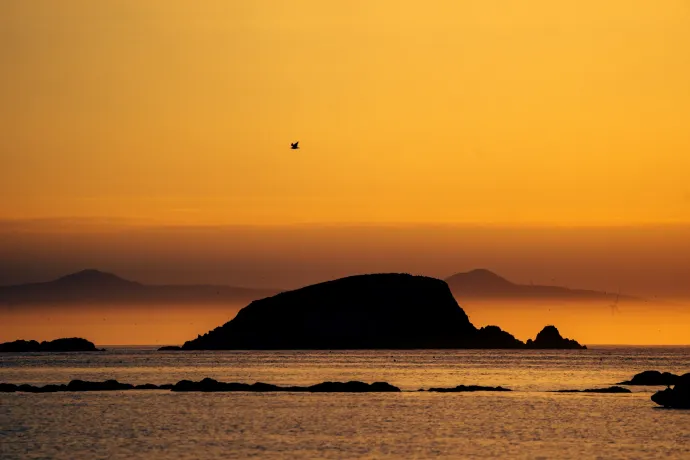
xmin=17 ymin=384 xmax=68 ymax=393
xmin=0 ymin=379 xmax=135 ymax=393
xmin=66 ymin=379 xmax=134 ymax=391
xmin=308 ymin=381 xmax=400 ymax=393
xmin=526 ymin=326 xmax=586 ymax=350
xmin=0 ymin=337 xmax=103 ymax=353
xmin=617 ymin=370 xmax=682 ymax=386
xmin=425 ymin=385 xmax=512 ymax=392
xmin=171 ymin=378 xmax=401 ymax=393
xmin=1 ymin=379 xmax=401 ymax=393
xmin=134 ymin=384 xmax=161 ymax=390
xmin=557 ymin=386 xmax=631 ymax=394
xmin=0 ymin=383 xmax=18 ymax=392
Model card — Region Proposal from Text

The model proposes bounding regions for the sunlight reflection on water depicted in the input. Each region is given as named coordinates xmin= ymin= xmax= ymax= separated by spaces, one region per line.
xmin=1 ymin=347 xmax=689 ymax=459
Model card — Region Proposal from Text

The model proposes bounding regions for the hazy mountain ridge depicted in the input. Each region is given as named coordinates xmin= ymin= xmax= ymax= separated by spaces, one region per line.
xmin=445 ymin=269 xmax=639 ymax=301
xmin=0 ymin=269 xmax=281 ymax=306
xmin=0 ymin=268 xmax=642 ymax=306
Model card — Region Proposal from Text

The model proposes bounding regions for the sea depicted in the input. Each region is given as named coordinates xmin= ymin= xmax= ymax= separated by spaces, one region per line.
xmin=1 ymin=346 xmax=689 ymax=459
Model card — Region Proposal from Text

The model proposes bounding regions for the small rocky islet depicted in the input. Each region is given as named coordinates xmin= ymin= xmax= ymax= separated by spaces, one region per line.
xmin=0 ymin=337 xmax=103 ymax=353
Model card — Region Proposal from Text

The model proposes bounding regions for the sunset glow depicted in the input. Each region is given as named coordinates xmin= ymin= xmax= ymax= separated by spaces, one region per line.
xmin=1 ymin=1 xmax=689 ymax=345
xmin=2 ymin=1 xmax=689 ymax=226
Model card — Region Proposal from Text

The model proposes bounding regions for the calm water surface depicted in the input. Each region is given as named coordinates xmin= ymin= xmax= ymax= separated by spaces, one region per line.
xmin=1 ymin=347 xmax=689 ymax=459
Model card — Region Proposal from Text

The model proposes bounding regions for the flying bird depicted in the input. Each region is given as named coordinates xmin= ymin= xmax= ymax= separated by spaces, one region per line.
xmin=290 ymin=141 xmax=299 ymax=150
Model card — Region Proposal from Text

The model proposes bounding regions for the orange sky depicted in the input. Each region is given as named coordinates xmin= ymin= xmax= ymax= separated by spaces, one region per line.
xmin=1 ymin=1 xmax=690 ymax=225
xmin=2 ymin=2 xmax=690 ymax=345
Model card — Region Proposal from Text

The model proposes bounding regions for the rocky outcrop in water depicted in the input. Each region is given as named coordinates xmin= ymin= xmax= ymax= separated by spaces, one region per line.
xmin=0 ymin=379 xmax=400 ymax=393
xmin=651 ymin=374 xmax=690 ymax=409
xmin=0 ymin=380 xmax=132 ymax=393
xmin=557 ymin=386 xmax=631 ymax=394
xmin=525 ymin=326 xmax=586 ymax=350
xmin=0 ymin=383 xmax=18 ymax=392
xmin=424 ymin=385 xmax=512 ymax=392
xmin=171 ymin=378 xmax=401 ymax=392
xmin=182 ymin=274 xmax=483 ymax=350
xmin=0 ymin=338 xmax=103 ymax=353
xmin=617 ymin=370 xmax=686 ymax=386
xmin=178 ymin=274 xmax=580 ymax=350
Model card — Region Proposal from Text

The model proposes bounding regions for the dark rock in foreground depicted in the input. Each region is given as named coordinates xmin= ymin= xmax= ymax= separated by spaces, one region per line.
xmin=651 ymin=374 xmax=690 ymax=409
xmin=171 ymin=378 xmax=401 ymax=393
xmin=424 ymin=385 xmax=512 ymax=392
xmin=557 ymin=386 xmax=631 ymax=394
xmin=526 ymin=326 xmax=586 ymax=350
xmin=158 ymin=346 xmax=182 ymax=351
xmin=0 ymin=338 xmax=103 ymax=353
xmin=178 ymin=274 xmax=579 ymax=350
xmin=617 ymin=370 xmax=685 ymax=386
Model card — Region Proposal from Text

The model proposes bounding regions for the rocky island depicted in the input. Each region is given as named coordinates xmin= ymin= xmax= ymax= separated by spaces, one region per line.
xmin=526 ymin=325 xmax=587 ymax=350
xmin=175 ymin=274 xmax=585 ymax=350
xmin=0 ymin=337 xmax=103 ymax=353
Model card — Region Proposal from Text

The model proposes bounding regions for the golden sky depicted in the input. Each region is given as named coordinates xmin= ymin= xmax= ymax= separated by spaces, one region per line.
xmin=2 ymin=1 xmax=690 ymax=225
xmin=2 ymin=2 xmax=690 ymax=345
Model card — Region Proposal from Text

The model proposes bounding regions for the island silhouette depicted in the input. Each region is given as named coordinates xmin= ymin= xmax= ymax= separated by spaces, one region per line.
xmin=176 ymin=273 xmax=586 ymax=350
xmin=0 ymin=337 xmax=103 ymax=352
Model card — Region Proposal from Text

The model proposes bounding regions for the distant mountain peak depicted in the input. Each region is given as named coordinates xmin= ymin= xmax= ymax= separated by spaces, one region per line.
xmin=444 ymin=268 xmax=628 ymax=301
xmin=446 ymin=269 xmax=514 ymax=287
xmin=53 ymin=269 xmax=139 ymax=287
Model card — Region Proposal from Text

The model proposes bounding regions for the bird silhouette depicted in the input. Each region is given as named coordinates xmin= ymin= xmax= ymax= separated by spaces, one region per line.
xmin=290 ymin=141 xmax=299 ymax=149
